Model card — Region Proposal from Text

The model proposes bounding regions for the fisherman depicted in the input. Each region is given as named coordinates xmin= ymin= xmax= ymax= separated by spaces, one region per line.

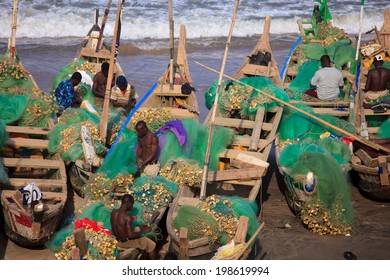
xmin=135 ymin=120 xmax=159 ymax=177
xmin=54 ymin=71 xmax=82 ymax=114
xmin=110 ymin=75 xmax=139 ymax=114
xmin=92 ymin=62 xmax=114 ymax=107
xmin=110 ymin=194 xmax=157 ymax=260
xmin=363 ymin=55 xmax=390 ymax=105
xmin=305 ymin=54 xmax=344 ymax=101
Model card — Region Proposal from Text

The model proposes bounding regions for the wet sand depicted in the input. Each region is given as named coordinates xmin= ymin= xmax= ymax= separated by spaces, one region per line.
xmin=2 ymin=147 xmax=390 ymax=260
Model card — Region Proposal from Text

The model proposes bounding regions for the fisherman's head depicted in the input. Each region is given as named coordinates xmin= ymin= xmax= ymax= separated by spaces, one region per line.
xmin=135 ymin=120 xmax=148 ymax=137
xmin=116 ymin=75 xmax=128 ymax=91
xmin=320 ymin=55 xmax=331 ymax=67
xmin=101 ymin=62 xmax=109 ymax=75
xmin=374 ymin=55 xmax=384 ymax=67
xmin=70 ymin=71 xmax=82 ymax=86
xmin=121 ymin=194 xmax=134 ymax=211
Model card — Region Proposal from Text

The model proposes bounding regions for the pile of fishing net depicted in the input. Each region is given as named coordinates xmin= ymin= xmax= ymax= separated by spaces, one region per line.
xmin=160 ymin=157 xmax=203 ymax=188
xmin=84 ymin=172 xmax=134 ymax=201
xmin=204 ymin=76 xmax=289 ymax=119
xmin=290 ymin=152 xmax=354 ymax=235
xmin=18 ymin=88 xmax=58 ymax=127
xmin=278 ymin=103 xmax=356 ymax=143
xmin=104 ymin=118 xmax=233 ymax=174
xmin=0 ymin=120 xmax=9 ymax=183
xmin=173 ymin=195 xmax=260 ymax=247
xmin=48 ymin=108 xmax=123 ymax=162
xmin=0 ymin=55 xmax=34 ymax=93
xmin=127 ymin=107 xmax=174 ymax=132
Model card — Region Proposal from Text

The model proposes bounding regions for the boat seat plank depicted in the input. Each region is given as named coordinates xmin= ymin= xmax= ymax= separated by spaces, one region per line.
xmin=214 ymin=117 xmax=273 ymax=131
xmin=168 ymin=108 xmax=198 ymax=119
xmin=290 ymin=100 xmax=349 ymax=107
xmin=313 ymin=107 xmax=349 ymax=116
xmin=6 ymin=126 xmax=51 ymax=135
xmin=1 ymin=158 xmax=61 ymax=169
xmin=7 ymin=178 xmax=66 ymax=188
xmin=242 ymin=64 xmax=277 ymax=77
xmin=363 ymin=109 xmax=390 ymax=116
xmin=249 ymin=108 xmax=265 ymax=151
xmin=5 ymin=138 xmax=49 ymax=149
xmin=208 ymin=167 xmax=266 ymax=182
xmin=219 ymin=149 xmax=266 ymax=161
xmin=155 ymin=84 xmax=185 ymax=96
xmin=79 ymin=48 xmax=110 ymax=59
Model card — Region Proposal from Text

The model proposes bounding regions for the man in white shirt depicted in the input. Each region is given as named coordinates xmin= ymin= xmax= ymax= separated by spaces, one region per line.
xmin=305 ymin=54 xmax=344 ymax=101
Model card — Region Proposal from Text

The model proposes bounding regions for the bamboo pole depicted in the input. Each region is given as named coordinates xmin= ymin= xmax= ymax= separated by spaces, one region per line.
xmin=96 ymin=0 xmax=112 ymax=52
xmin=168 ymin=0 xmax=174 ymax=89
xmin=9 ymin=0 xmax=18 ymax=59
xmin=355 ymin=1 xmax=364 ymax=61
xmin=199 ymin=0 xmax=241 ymax=200
xmin=100 ymin=0 xmax=122 ymax=144
xmin=195 ymin=61 xmax=390 ymax=154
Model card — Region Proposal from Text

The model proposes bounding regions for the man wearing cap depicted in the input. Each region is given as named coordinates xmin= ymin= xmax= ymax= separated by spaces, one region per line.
xmin=110 ymin=75 xmax=139 ymax=114
xmin=364 ymin=55 xmax=390 ymax=104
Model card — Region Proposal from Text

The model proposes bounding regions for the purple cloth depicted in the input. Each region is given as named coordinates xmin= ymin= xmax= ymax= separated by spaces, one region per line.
xmin=155 ymin=120 xmax=187 ymax=146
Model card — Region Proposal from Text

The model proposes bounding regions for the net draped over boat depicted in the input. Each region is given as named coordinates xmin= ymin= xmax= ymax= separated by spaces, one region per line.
xmin=173 ymin=195 xmax=260 ymax=246
xmin=377 ymin=120 xmax=390 ymax=139
xmin=0 ymin=55 xmax=59 ymax=127
xmin=204 ymin=76 xmax=290 ymax=118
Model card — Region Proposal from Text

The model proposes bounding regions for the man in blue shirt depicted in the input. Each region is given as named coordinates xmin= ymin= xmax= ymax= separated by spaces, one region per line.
xmin=54 ymin=71 xmax=82 ymax=113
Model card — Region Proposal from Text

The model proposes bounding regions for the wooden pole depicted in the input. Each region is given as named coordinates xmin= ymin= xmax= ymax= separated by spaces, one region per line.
xmin=168 ymin=0 xmax=174 ymax=89
xmin=96 ymin=0 xmax=112 ymax=52
xmin=100 ymin=0 xmax=122 ymax=144
xmin=9 ymin=0 xmax=18 ymax=59
xmin=355 ymin=1 xmax=364 ymax=61
xmin=195 ymin=61 xmax=390 ymax=154
xmin=199 ymin=0 xmax=241 ymax=200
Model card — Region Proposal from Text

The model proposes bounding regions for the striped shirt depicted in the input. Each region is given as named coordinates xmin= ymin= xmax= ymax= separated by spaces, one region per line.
xmin=110 ymin=83 xmax=139 ymax=103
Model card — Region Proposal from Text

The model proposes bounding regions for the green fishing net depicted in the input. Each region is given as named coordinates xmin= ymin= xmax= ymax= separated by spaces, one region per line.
xmin=174 ymin=195 xmax=260 ymax=246
xmin=0 ymin=94 xmax=27 ymax=124
xmin=0 ymin=55 xmax=34 ymax=92
xmin=333 ymin=44 xmax=357 ymax=68
xmin=290 ymin=152 xmax=354 ymax=235
xmin=160 ymin=157 xmax=203 ymax=188
xmin=204 ymin=77 xmax=289 ymax=118
xmin=301 ymin=43 xmax=326 ymax=61
xmin=377 ymin=120 xmax=390 ymax=139
xmin=287 ymin=61 xmax=321 ymax=99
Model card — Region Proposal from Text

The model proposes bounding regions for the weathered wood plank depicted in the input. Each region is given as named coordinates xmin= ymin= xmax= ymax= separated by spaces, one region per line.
xmin=74 ymin=228 xmax=88 ymax=256
xmin=5 ymin=138 xmax=49 ymax=149
xmin=7 ymin=178 xmax=66 ymax=188
xmin=313 ymin=107 xmax=349 ymax=116
xmin=378 ymin=156 xmax=389 ymax=186
xmin=179 ymin=227 xmax=189 ymax=260
xmin=6 ymin=126 xmax=51 ymax=135
xmin=1 ymin=158 xmax=61 ymax=169
xmin=234 ymin=216 xmax=249 ymax=245
xmin=219 ymin=149 xmax=266 ymax=161
xmin=208 ymin=167 xmax=265 ymax=182
xmin=214 ymin=117 xmax=273 ymax=131
xmin=249 ymin=108 xmax=265 ymax=151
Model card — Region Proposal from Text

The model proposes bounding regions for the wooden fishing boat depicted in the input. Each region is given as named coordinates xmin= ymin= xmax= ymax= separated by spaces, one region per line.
xmin=350 ymin=9 xmax=390 ymax=201
xmin=0 ymin=125 xmax=68 ymax=247
xmin=166 ymin=16 xmax=279 ymax=259
xmin=136 ymin=24 xmax=199 ymax=120
xmin=280 ymin=1 xmax=356 ymax=120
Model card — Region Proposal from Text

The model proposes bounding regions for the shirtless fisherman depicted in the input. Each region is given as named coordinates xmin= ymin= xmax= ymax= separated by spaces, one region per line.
xmin=135 ymin=121 xmax=159 ymax=176
xmin=110 ymin=194 xmax=157 ymax=260
xmin=364 ymin=55 xmax=390 ymax=105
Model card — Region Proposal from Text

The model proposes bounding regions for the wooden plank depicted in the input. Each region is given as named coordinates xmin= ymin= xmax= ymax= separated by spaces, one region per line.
xmin=74 ymin=228 xmax=88 ymax=256
xmin=236 ymin=152 xmax=270 ymax=168
xmin=187 ymin=237 xmax=209 ymax=249
xmin=6 ymin=126 xmax=51 ymax=135
xmin=290 ymin=100 xmax=349 ymax=107
xmin=72 ymin=247 xmax=80 ymax=260
xmin=7 ymin=178 xmax=66 ymax=188
xmin=234 ymin=216 xmax=249 ymax=245
xmin=248 ymin=179 xmax=262 ymax=201
xmin=179 ymin=227 xmax=189 ymax=260
xmin=31 ymin=222 xmax=41 ymax=240
xmin=355 ymin=149 xmax=377 ymax=167
xmin=378 ymin=156 xmax=389 ymax=186
xmin=155 ymin=84 xmax=183 ymax=95
xmin=3 ymin=190 xmax=65 ymax=201
xmin=364 ymin=109 xmax=390 ymax=116
xmin=223 ymin=180 xmax=258 ymax=186
xmin=249 ymin=107 xmax=265 ymax=151
xmin=5 ymin=138 xmax=49 ymax=149
xmin=2 ymin=158 xmax=61 ymax=169
xmin=169 ymin=108 xmax=197 ymax=119
xmin=208 ymin=167 xmax=265 ymax=182
xmin=214 ymin=117 xmax=273 ymax=131
xmin=242 ymin=64 xmax=277 ymax=77
xmin=230 ymin=159 xmax=254 ymax=169
xmin=313 ymin=107 xmax=349 ymax=117
xmin=219 ymin=149 xmax=266 ymax=161
xmin=79 ymin=47 xmax=110 ymax=59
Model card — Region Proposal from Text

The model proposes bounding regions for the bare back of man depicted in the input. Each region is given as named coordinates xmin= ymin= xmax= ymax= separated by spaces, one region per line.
xmin=365 ymin=67 xmax=390 ymax=92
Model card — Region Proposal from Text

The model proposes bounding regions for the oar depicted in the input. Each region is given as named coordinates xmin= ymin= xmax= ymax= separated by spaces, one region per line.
xmin=96 ymin=0 xmax=112 ymax=52
xmin=195 ymin=61 xmax=390 ymax=155
xmin=100 ymin=0 xmax=122 ymax=144
xmin=199 ymin=0 xmax=241 ymax=200
xmin=168 ymin=0 xmax=174 ymax=89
